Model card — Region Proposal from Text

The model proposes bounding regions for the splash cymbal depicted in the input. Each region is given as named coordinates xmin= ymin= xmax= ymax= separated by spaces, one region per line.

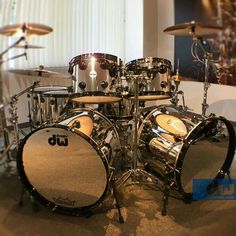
xmin=163 ymin=21 xmax=223 ymax=37
xmin=0 ymin=23 xmax=53 ymax=37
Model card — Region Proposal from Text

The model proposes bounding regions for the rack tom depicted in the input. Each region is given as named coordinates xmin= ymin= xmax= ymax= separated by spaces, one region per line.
xmin=125 ymin=57 xmax=172 ymax=101
xmin=68 ymin=53 xmax=123 ymax=104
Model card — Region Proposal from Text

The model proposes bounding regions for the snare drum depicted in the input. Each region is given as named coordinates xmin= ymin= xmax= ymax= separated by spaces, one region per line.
xmin=68 ymin=53 xmax=123 ymax=104
xmin=125 ymin=57 xmax=172 ymax=101
xmin=17 ymin=108 xmax=120 ymax=215
xmin=28 ymin=86 xmax=69 ymax=126
xmin=138 ymin=105 xmax=235 ymax=199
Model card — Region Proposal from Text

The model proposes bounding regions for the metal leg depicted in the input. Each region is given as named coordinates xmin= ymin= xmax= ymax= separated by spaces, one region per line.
xmin=111 ymin=177 xmax=124 ymax=224
xmin=18 ymin=185 xmax=40 ymax=212
xmin=18 ymin=186 xmax=26 ymax=207
xmin=162 ymin=167 xmax=170 ymax=216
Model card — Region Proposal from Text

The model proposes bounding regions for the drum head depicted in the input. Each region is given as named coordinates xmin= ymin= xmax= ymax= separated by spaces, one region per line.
xmin=71 ymin=95 xmax=122 ymax=104
xmin=155 ymin=114 xmax=188 ymax=137
xmin=67 ymin=115 xmax=94 ymax=136
xmin=17 ymin=126 xmax=108 ymax=214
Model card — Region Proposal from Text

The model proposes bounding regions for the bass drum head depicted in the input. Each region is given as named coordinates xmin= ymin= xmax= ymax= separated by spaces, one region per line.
xmin=177 ymin=117 xmax=235 ymax=197
xmin=17 ymin=125 xmax=108 ymax=215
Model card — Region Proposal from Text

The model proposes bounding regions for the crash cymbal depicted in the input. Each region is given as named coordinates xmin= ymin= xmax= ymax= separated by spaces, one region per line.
xmin=9 ymin=67 xmax=72 ymax=79
xmin=14 ymin=44 xmax=45 ymax=49
xmin=163 ymin=21 xmax=223 ymax=37
xmin=0 ymin=23 xmax=53 ymax=37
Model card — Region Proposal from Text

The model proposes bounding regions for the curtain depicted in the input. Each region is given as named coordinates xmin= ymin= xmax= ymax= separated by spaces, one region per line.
xmin=0 ymin=0 xmax=125 ymax=69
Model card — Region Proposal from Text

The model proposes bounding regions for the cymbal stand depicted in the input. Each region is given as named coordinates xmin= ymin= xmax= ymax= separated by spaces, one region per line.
xmin=0 ymin=36 xmax=27 ymax=163
xmin=171 ymin=80 xmax=179 ymax=104
xmin=191 ymin=36 xmax=213 ymax=117
xmin=116 ymin=75 xmax=159 ymax=186
xmin=0 ymin=82 xmax=39 ymax=164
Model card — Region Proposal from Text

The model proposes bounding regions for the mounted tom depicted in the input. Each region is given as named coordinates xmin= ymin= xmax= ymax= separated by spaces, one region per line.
xmin=68 ymin=53 xmax=123 ymax=104
xmin=125 ymin=57 xmax=173 ymax=101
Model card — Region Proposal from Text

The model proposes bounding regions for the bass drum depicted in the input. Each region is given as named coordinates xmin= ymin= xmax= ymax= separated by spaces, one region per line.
xmin=138 ymin=105 xmax=235 ymax=199
xmin=17 ymin=108 xmax=120 ymax=215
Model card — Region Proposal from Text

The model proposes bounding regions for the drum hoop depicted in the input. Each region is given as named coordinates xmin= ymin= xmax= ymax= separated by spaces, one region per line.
xmin=42 ymin=91 xmax=69 ymax=98
xmin=66 ymin=108 xmax=121 ymax=146
xmin=128 ymin=91 xmax=172 ymax=96
xmin=17 ymin=124 xmax=110 ymax=215
xmin=138 ymin=106 xmax=162 ymax=140
xmin=175 ymin=116 xmax=236 ymax=198
xmin=125 ymin=57 xmax=172 ymax=70
xmin=33 ymin=86 xmax=68 ymax=93
xmin=70 ymin=91 xmax=121 ymax=98
xmin=76 ymin=53 xmax=121 ymax=63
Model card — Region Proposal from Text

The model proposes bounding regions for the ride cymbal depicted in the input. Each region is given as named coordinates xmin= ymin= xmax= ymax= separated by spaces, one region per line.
xmin=163 ymin=21 xmax=223 ymax=37
xmin=0 ymin=23 xmax=53 ymax=37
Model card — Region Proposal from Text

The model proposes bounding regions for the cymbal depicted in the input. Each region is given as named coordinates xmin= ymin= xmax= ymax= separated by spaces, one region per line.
xmin=0 ymin=23 xmax=53 ymax=37
xmin=163 ymin=21 xmax=223 ymax=37
xmin=9 ymin=68 xmax=72 ymax=79
xmin=14 ymin=44 xmax=45 ymax=49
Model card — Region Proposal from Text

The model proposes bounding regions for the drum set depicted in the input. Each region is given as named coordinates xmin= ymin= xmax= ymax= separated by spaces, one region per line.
xmin=0 ymin=21 xmax=235 ymax=222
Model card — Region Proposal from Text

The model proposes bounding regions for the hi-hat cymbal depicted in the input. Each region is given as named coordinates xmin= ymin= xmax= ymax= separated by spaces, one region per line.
xmin=163 ymin=21 xmax=223 ymax=37
xmin=0 ymin=23 xmax=53 ymax=37
xmin=14 ymin=44 xmax=45 ymax=49
xmin=9 ymin=67 xmax=72 ymax=79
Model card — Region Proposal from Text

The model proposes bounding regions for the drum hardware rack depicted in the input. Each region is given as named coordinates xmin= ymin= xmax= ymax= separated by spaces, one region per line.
xmin=114 ymin=75 xmax=177 ymax=216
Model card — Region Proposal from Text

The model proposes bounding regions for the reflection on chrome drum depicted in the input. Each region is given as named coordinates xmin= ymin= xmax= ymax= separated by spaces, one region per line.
xmin=28 ymin=85 xmax=69 ymax=126
xmin=138 ymin=105 xmax=235 ymax=199
xmin=68 ymin=53 xmax=123 ymax=104
xmin=125 ymin=57 xmax=172 ymax=101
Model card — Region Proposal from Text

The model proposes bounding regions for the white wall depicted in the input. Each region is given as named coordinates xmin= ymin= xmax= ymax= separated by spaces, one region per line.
xmin=143 ymin=0 xmax=174 ymax=64
xmin=2 ymin=0 xmax=236 ymax=124
xmin=124 ymin=0 xmax=143 ymax=63
xmin=180 ymin=81 xmax=236 ymax=121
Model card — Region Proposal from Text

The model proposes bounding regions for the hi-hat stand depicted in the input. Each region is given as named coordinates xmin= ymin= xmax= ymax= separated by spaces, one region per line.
xmin=0 ymin=82 xmax=39 ymax=164
xmin=0 ymin=36 xmax=27 ymax=163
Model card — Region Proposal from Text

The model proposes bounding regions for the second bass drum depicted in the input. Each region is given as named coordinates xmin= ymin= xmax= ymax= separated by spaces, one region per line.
xmin=138 ymin=105 xmax=235 ymax=199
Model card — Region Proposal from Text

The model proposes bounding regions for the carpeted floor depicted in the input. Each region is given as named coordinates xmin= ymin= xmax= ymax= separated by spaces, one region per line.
xmin=0 ymin=119 xmax=236 ymax=236
xmin=0 ymin=155 xmax=236 ymax=236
